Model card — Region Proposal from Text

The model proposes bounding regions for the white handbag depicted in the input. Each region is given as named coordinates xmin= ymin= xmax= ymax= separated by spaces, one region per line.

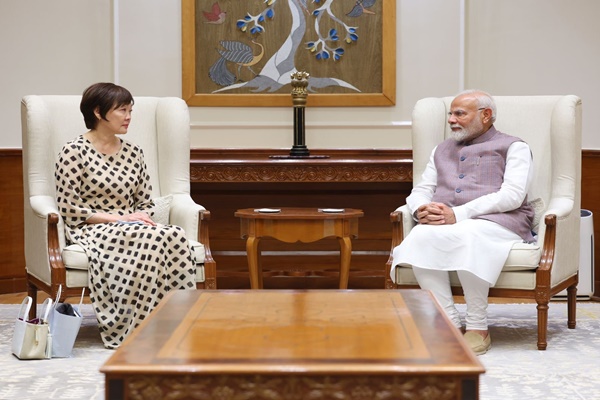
xmin=11 ymin=297 xmax=53 ymax=360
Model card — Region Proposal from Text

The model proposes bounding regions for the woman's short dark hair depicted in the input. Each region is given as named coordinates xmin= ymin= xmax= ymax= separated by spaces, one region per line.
xmin=80 ymin=83 xmax=134 ymax=129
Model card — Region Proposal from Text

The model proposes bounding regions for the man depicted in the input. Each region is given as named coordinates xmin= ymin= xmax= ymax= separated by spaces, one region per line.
xmin=391 ymin=90 xmax=534 ymax=355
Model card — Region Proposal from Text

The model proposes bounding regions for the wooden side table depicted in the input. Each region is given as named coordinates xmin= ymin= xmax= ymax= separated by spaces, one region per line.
xmin=234 ymin=207 xmax=364 ymax=289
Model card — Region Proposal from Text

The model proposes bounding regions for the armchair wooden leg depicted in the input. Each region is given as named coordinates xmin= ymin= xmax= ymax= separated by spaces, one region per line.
xmin=384 ymin=261 xmax=396 ymax=289
xmin=27 ymin=279 xmax=38 ymax=320
xmin=536 ymin=301 xmax=549 ymax=350
xmin=203 ymin=260 xmax=217 ymax=290
xmin=567 ymin=284 xmax=577 ymax=329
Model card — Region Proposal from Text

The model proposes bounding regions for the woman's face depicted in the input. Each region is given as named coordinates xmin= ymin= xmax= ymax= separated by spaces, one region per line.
xmin=96 ymin=103 xmax=132 ymax=134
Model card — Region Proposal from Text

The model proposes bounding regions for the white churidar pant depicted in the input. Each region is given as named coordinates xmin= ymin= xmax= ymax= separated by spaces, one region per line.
xmin=391 ymin=219 xmax=523 ymax=330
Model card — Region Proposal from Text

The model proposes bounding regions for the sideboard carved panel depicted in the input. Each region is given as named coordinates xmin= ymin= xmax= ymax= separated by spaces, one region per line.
xmin=191 ymin=164 xmax=412 ymax=183
xmin=189 ymin=149 xmax=413 ymax=288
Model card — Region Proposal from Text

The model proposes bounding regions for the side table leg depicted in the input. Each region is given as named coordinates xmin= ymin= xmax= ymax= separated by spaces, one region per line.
xmin=338 ymin=236 xmax=352 ymax=289
xmin=246 ymin=236 xmax=263 ymax=289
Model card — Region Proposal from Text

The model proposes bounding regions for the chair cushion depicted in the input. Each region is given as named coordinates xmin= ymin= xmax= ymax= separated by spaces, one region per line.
xmin=149 ymin=195 xmax=173 ymax=225
xmin=62 ymin=240 xmax=206 ymax=282
xmin=503 ymin=241 xmax=541 ymax=271
xmin=395 ymin=266 xmax=537 ymax=291
xmin=62 ymin=244 xmax=88 ymax=270
xmin=395 ymin=240 xmax=541 ymax=284
xmin=188 ymin=240 xmax=206 ymax=265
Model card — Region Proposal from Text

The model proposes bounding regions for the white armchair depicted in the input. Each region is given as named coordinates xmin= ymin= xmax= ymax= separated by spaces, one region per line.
xmin=386 ymin=95 xmax=582 ymax=350
xmin=22 ymin=95 xmax=216 ymax=317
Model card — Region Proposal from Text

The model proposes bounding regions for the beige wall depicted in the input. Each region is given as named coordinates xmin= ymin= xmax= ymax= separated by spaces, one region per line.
xmin=1 ymin=0 xmax=599 ymax=149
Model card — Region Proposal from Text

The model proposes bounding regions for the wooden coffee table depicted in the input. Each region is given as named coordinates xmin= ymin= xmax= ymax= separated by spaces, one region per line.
xmin=101 ymin=289 xmax=484 ymax=400
xmin=234 ymin=207 xmax=364 ymax=289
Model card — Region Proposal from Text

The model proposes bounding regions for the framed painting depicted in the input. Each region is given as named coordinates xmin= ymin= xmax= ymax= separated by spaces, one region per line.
xmin=182 ymin=0 xmax=396 ymax=107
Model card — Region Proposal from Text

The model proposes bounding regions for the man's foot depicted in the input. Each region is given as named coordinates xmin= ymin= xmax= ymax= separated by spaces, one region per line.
xmin=463 ymin=330 xmax=491 ymax=355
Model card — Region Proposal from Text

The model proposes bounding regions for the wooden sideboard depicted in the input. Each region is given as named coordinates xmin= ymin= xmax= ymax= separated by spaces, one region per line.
xmin=189 ymin=149 xmax=413 ymax=288
xmin=2 ymin=148 xmax=600 ymax=295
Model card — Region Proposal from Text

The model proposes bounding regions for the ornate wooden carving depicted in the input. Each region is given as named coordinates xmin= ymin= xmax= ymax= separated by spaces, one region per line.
xmin=3 ymin=148 xmax=598 ymax=297
xmin=191 ymin=163 xmax=412 ymax=183
xmin=190 ymin=149 xmax=413 ymax=183
xmin=126 ymin=374 xmax=461 ymax=400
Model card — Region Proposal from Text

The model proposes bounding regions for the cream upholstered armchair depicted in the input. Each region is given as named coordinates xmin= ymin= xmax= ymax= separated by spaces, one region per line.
xmin=22 ymin=95 xmax=216 ymax=316
xmin=386 ymin=95 xmax=582 ymax=350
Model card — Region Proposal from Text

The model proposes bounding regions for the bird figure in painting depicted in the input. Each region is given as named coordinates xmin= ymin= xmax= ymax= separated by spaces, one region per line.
xmin=203 ymin=2 xmax=226 ymax=24
xmin=208 ymin=40 xmax=265 ymax=87
xmin=346 ymin=0 xmax=376 ymax=17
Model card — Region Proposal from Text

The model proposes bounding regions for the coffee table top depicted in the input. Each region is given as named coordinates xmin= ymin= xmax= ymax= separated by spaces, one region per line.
xmin=235 ymin=207 xmax=364 ymax=219
xmin=101 ymin=289 xmax=483 ymax=376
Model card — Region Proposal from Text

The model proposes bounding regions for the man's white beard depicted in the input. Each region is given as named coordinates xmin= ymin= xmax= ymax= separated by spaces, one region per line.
xmin=450 ymin=118 xmax=484 ymax=142
xmin=450 ymin=127 xmax=470 ymax=141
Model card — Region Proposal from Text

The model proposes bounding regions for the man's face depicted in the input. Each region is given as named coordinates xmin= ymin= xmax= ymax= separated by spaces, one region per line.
xmin=447 ymin=96 xmax=486 ymax=142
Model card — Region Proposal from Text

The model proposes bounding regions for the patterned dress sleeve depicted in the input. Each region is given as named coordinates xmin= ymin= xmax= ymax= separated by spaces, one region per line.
xmin=133 ymin=147 xmax=154 ymax=213
xmin=55 ymin=141 xmax=96 ymax=228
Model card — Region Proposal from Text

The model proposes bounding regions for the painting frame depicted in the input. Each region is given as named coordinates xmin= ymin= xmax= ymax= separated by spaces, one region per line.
xmin=182 ymin=0 xmax=396 ymax=107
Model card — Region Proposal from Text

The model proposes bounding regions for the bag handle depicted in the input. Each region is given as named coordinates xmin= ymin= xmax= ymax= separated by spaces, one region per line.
xmin=17 ymin=297 xmax=32 ymax=321
xmin=40 ymin=298 xmax=53 ymax=324
xmin=39 ymin=298 xmax=53 ymax=359
xmin=78 ymin=288 xmax=85 ymax=310
xmin=53 ymin=284 xmax=63 ymax=309
xmin=74 ymin=288 xmax=86 ymax=315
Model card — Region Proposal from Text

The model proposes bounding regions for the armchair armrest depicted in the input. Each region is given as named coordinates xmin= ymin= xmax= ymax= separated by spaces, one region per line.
xmin=385 ymin=205 xmax=415 ymax=289
xmin=536 ymin=196 xmax=579 ymax=289
xmin=169 ymin=194 xmax=216 ymax=288
xmin=26 ymin=195 xmax=68 ymax=294
xmin=169 ymin=194 xmax=205 ymax=238
xmin=30 ymin=195 xmax=61 ymax=219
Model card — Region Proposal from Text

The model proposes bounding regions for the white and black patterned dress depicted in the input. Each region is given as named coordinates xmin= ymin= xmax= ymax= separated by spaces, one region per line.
xmin=55 ymin=136 xmax=195 ymax=348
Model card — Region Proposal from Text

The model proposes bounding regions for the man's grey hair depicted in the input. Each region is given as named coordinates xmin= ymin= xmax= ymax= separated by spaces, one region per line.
xmin=456 ymin=89 xmax=497 ymax=123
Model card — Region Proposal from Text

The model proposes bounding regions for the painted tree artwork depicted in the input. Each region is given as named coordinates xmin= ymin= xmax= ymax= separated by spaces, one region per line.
xmin=183 ymin=0 xmax=395 ymax=106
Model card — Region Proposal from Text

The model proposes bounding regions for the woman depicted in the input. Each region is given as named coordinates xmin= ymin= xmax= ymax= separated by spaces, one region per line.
xmin=55 ymin=82 xmax=196 ymax=348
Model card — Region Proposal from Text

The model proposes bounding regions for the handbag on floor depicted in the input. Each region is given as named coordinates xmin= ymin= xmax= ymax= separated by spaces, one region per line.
xmin=11 ymin=297 xmax=53 ymax=360
xmin=48 ymin=285 xmax=85 ymax=358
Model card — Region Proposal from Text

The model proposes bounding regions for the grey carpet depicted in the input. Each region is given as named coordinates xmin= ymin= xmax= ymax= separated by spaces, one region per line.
xmin=1 ymin=302 xmax=599 ymax=400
